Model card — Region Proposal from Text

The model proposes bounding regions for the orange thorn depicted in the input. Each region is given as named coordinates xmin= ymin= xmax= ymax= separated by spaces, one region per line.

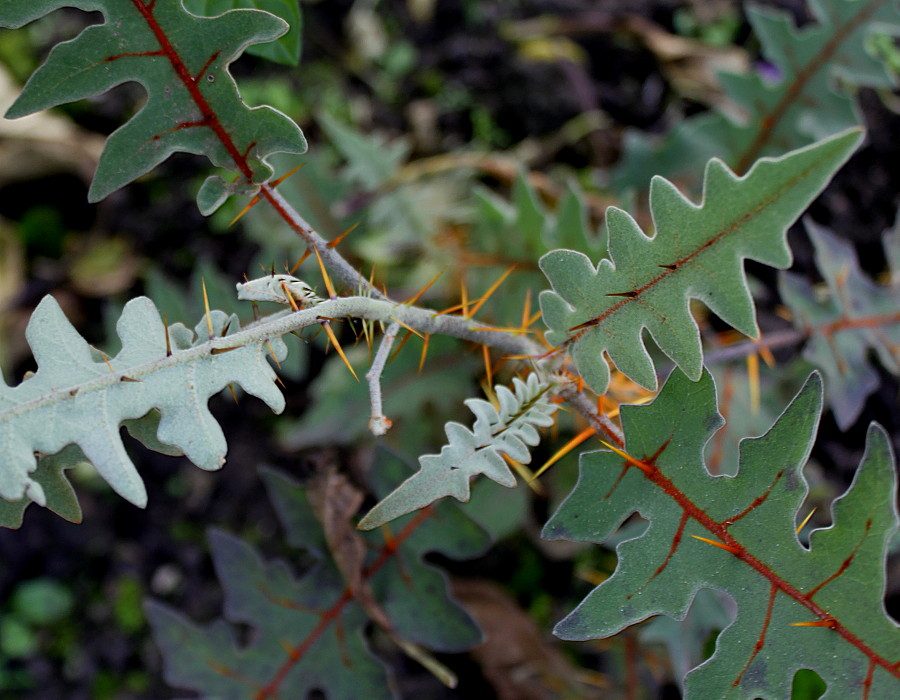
xmin=468 ymin=265 xmax=515 ymax=318
xmin=435 ymin=302 xmax=466 ymax=317
xmin=281 ymin=281 xmax=301 ymax=312
xmin=389 ymin=330 xmax=414 ymax=364
xmin=366 ymin=264 xmax=377 ymax=296
xmin=228 ymin=196 xmax=260 ymax=227
xmin=99 ymin=350 xmax=115 ymax=373
xmin=228 ymin=383 xmax=239 ymax=404
xmin=328 ymin=222 xmax=360 ymax=249
xmin=460 ymin=277 xmax=470 ymax=319
xmin=796 ymin=508 xmax=817 ymax=535
xmin=271 ymin=163 xmax=305 ymax=187
xmin=201 ymin=277 xmax=214 ymax=339
xmin=482 ymin=376 xmax=499 ymax=408
xmin=526 ymin=309 xmax=543 ymax=328
xmin=747 ymin=353 xmax=760 ymax=415
xmin=520 ymin=288 xmax=532 ymax=335
xmin=313 ymin=248 xmax=337 ymax=299
xmin=690 ymin=535 xmax=740 ymax=555
xmin=378 ymin=523 xmax=397 ymax=549
xmin=759 ymin=345 xmax=776 ymax=368
xmin=210 ymin=346 xmax=240 ymax=355
xmin=598 ymin=439 xmax=654 ymax=475
xmin=482 ymin=345 xmax=493 ymax=388
xmin=265 ymin=340 xmax=282 ymax=369
xmin=569 ymin=318 xmax=597 ymax=332
xmin=531 ymin=426 xmax=596 ymax=481
xmin=323 ymin=322 xmax=359 ymax=381
xmin=362 ymin=318 xmax=373 ymax=352
xmin=289 ymin=249 xmax=313 ymax=275
xmin=390 ymin=316 xmax=423 ymax=339
xmin=501 ymin=454 xmax=543 ymax=495
xmin=789 ymin=618 xmax=836 ymax=628
xmin=163 ymin=312 xmax=172 ymax=357
xmin=403 ymin=269 xmax=445 ymax=306
xmin=418 ymin=334 xmax=431 ymax=373
xmin=230 ymin=165 xmax=306 ymax=226
xmin=576 ymin=568 xmax=610 ymax=587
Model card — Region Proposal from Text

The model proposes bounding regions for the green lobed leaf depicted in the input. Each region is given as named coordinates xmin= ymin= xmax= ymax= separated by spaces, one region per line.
xmin=0 ymin=295 xmax=287 ymax=513
xmin=358 ymin=372 xmax=558 ymax=530
xmin=468 ymin=172 xmax=608 ymax=326
xmin=1 ymin=0 xmax=307 ymax=203
xmin=146 ymin=528 xmax=395 ymax=700
xmin=779 ymin=220 xmax=900 ymax=430
xmin=318 ymin=112 xmax=409 ymax=191
xmin=544 ymin=369 xmax=900 ymax=698
xmin=182 ymin=0 xmax=302 ymax=66
xmin=540 ymin=130 xmax=862 ymax=395
xmin=615 ymin=0 xmax=900 ymax=191
xmin=0 ymin=444 xmax=84 ymax=528
xmin=147 ymin=460 xmax=488 ymax=698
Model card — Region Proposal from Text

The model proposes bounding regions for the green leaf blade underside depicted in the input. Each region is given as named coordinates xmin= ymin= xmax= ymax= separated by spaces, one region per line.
xmin=0 ymin=295 xmax=286 ymax=516
xmin=779 ymin=220 xmax=900 ymax=430
xmin=544 ymin=369 xmax=900 ymax=699
xmin=147 ymin=463 xmax=488 ymax=698
xmin=540 ymin=130 xmax=862 ymax=395
xmin=614 ymin=0 xmax=900 ymax=191
xmin=0 ymin=0 xmax=306 ymax=202
xmin=358 ymin=373 xmax=558 ymax=530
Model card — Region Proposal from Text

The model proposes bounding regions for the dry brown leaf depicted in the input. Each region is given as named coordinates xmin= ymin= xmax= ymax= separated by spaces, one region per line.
xmin=451 ymin=578 xmax=607 ymax=700
xmin=307 ymin=461 xmax=458 ymax=687
xmin=307 ymin=463 xmax=394 ymax=630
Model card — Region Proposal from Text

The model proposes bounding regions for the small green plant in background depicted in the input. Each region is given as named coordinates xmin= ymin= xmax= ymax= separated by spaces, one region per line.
xmin=0 ymin=1 xmax=898 ymax=698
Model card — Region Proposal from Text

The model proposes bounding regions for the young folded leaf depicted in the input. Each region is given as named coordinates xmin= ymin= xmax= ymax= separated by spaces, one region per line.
xmin=358 ymin=373 xmax=557 ymax=530
xmin=540 ymin=129 xmax=862 ymax=395
xmin=780 ymin=220 xmax=900 ymax=430
xmin=544 ymin=369 xmax=899 ymax=699
xmin=1 ymin=0 xmax=307 ymax=203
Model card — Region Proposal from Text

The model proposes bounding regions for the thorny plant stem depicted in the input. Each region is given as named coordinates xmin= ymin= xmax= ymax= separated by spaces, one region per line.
xmin=702 ymin=328 xmax=807 ymax=365
xmin=557 ymin=382 xmax=624 ymax=446
xmin=259 ymin=183 xmax=388 ymax=300
xmin=366 ymin=321 xmax=400 ymax=436
xmin=257 ymin=178 xmax=622 ymax=443
xmin=255 ymin=176 xmax=623 ymax=444
xmin=702 ymin=309 xmax=900 ymax=366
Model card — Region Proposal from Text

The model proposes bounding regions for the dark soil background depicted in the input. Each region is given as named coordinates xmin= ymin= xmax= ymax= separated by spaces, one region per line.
xmin=0 ymin=1 xmax=897 ymax=698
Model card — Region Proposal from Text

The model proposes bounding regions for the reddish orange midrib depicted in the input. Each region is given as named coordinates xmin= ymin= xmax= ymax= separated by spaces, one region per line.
xmin=632 ymin=455 xmax=900 ymax=682
xmin=253 ymin=507 xmax=435 ymax=699
xmin=733 ymin=0 xmax=888 ymax=175
xmin=130 ymin=0 xmax=255 ymax=182
xmin=562 ymin=144 xmax=843 ymax=349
